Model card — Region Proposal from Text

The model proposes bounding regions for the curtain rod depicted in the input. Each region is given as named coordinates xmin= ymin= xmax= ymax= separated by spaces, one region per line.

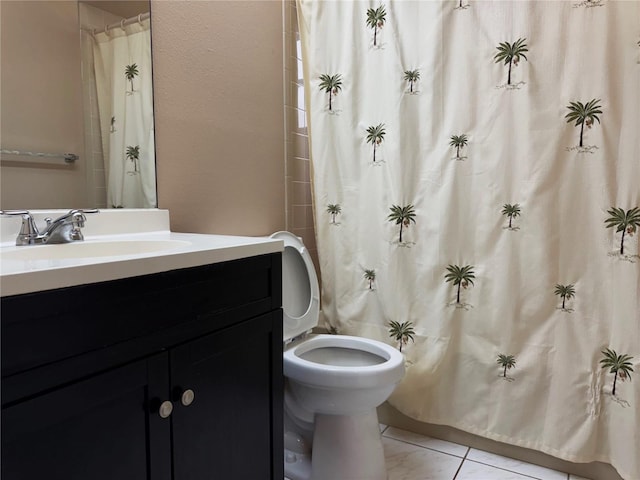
xmin=83 ymin=12 xmax=150 ymax=36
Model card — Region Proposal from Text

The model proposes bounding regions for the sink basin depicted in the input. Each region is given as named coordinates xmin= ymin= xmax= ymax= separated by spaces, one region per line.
xmin=1 ymin=240 xmax=190 ymax=261
xmin=0 ymin=209 xmax=284 ymax=298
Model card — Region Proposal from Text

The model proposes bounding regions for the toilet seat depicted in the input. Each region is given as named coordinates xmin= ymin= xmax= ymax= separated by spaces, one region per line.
xmin=284 ymin=334 xmax=404 ymax=389
xmin=270 ymin=231 xmax=320 ymax=342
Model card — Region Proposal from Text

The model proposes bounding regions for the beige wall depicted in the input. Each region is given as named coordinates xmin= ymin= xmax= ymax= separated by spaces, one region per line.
xmin=152 ymin=0 xmax=285 ymax=236
xmin=0 ymin=1 xmax=87 ymax=210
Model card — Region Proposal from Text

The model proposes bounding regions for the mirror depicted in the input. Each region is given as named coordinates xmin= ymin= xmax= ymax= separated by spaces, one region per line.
xmin=0 ymin=0 xmax=156 ymax=210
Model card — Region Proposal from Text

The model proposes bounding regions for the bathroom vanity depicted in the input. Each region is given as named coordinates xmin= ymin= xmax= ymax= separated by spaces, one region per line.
xmin=0 ymin=210 xmax=284 ymax=479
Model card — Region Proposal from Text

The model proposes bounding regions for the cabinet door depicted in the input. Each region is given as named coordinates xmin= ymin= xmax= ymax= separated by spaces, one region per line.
xmin=171 ymin=311 xmax=283 ymax=480
xmin=1 ymin=354 xmax=171 ymax=480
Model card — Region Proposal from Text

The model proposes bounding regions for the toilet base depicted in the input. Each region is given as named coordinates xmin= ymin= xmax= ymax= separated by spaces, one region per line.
xmin=310 ymin=410 xmax=387 ymax=480
xmin=284 ymin=448 xmax=312 ymax=480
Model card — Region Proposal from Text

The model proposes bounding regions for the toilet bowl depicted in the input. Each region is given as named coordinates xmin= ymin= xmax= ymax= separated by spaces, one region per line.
xmin=272 ymin=231 xmax=405 ymax=480
xmin=284 ymin=334 xmax=404 ymax=416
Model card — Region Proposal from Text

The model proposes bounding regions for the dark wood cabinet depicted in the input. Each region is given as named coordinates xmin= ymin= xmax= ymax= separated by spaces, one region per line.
xmin=171 ymin=313 xmax=281 ymax=479
xmin=1 ymin=253 xmax=283 ymax=480
xmin=2 ymin=354 xmax=171 ymax=480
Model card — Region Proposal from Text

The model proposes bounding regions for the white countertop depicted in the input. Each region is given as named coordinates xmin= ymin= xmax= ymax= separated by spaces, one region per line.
xmin=0 ymin=209 xmax=283 ymax=297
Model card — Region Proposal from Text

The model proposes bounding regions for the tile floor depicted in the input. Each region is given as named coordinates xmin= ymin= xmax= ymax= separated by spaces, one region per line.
xmin=380 ymin=425 xmax=591 ymax=480
xmin=286 ymin=425 xmax=593 ymax=480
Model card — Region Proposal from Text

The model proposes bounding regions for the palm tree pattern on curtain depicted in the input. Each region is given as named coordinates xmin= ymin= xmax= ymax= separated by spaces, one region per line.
xmin=364 ymin=269 xmax=376 ymax=290
xmin=497 ymin=354 xmax=517 ymax=378
xmin=119 ymin=60 xmax=145 ymax=202
xmin=126 ymin=145 xmax=140 ymax=174
xmin=404 ymin=69 xmax=420 ymax=93
xmin=388 ymin=321 xmax=415 ymax=352
xmin=318 ymin=73 xmax=342 ymax=112
xmin=445 ymin=264 xmax=476 ymax=305
xmin=387 ymin=204 xmax=416 ymax=244
xmin=565 ymin=99 xmax=602 ymax=149
xmin=326 ymin=204 xmax=341 ymax=224
xmin=554 ymin=284 xmax=575 ymax=311
xmin=125 ymin=63 xmax=139 ymax=94
xmin=449 ymin=134 xmax=468 ymax=160
xmin=366 ymin=5 xmax=386 ymax=47
xmin=574 ymin=0 xmax=606 ymax=8
xmin=366 ymin=123 xmax=386 ymax=163
xmin=604 ymin=207 xmax=640 ymax=256
xmin=494 ymin=38 xmax=528 ymax=86
xmin=501 ymin=203 xmax=521 ymax=230
xmin=300 ymin=1 xmax=639 ymax=477
xmin=600 ymin=349 xmax=634 ymax=396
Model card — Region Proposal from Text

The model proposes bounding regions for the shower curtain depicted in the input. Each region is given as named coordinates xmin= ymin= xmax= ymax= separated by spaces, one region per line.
xmin=93 ymin=18 xmax=156 ymax=208
xmin=298 ymin=1 xmax=639 ymax=478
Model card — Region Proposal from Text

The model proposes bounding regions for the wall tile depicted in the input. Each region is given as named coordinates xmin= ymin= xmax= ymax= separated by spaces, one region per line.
xmin=284 ymin=0 xmax=317 ymax=269
xmin=292 ymin=133 xmax=309 ymax=158
xmin=292 ymin=227 xmax=317 ymax=252
xmin=292 ymin=205 xmax=314 ymax=229
xmin=288 ymin=81 xmax=305 ymax=110
xmin=286 ymin=106 xmax=307 ymax=135
xmin=94 ymin=169 xmax=106 ymax=187
xmin=291 ymin=157 xmax=310 ymax=182
xmin=288 ymin=1 xmax=298 ymax=33
xmin=292 ymin=181 xmax=312 ymax=205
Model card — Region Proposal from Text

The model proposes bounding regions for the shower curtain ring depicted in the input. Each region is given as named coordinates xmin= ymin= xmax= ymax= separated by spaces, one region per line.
xmin=120 ymin=19 xmax=126 ymax=30
xmin=104 ymin=24 xmax=110 ymax=36
xmin=137 ymin=14 xmax=143 ymax=25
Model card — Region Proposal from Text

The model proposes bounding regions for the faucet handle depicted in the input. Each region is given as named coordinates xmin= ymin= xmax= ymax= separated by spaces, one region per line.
xmin=0 ymin=210 xmax=39 ymax=245
xmin=70 ymin=208 xmax=99 ymax=215
xmin=71 ymin=211 xmax=87 ymax=229
xmin=0 ymin=210 xmax=31 ymax=216
xmin=71 ymin=209 xmax=98 ymax=227
xmin=68 ymin=209 xmax=98 ymax=241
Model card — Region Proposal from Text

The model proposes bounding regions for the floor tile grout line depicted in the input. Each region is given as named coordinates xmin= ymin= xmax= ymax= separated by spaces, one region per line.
xmin=463 ymin=458 xmax=553 ymax=480
xmin=381 ymin=433 xmax=468 ymax=459
xmin=452 ymin=446 xmax=471 ymax=480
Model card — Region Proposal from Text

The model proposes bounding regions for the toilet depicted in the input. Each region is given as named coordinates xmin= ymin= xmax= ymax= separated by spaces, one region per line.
xmin=272 ymin=231 xmax=405 ymax=480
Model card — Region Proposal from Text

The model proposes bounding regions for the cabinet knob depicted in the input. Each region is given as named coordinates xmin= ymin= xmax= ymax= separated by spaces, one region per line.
xmin=158 ymin=400 xmax=173 ymax=419
xmin=181 ymin=389 xmax=195 ymax=407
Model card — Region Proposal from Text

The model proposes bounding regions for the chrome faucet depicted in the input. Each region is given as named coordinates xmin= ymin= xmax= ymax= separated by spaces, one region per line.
xmin=0 ymin=209 xmax=98 ymax=246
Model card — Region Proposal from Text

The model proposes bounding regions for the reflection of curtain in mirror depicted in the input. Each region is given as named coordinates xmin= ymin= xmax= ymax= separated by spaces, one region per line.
xmin=93 ymin=19 xmax=156 ymax=208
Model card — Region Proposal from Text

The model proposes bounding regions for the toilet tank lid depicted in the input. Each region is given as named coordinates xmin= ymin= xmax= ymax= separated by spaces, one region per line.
xmin=271 ymin=231 xmax=319 ymax=342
